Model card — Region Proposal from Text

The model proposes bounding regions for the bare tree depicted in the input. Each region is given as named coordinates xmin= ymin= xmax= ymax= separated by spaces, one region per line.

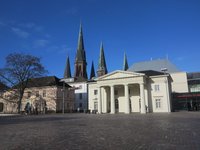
xmin=0 ymin=53 xmax=47 ymax=113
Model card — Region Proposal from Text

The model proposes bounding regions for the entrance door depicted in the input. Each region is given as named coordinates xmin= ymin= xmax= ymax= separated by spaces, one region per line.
xmin=94 ymin=102 xmax=98 ymax=110
xmin=0 ymin=102 xmax=4 ymax=112
xmin=115 ymin=99 xmax=119 ymax=113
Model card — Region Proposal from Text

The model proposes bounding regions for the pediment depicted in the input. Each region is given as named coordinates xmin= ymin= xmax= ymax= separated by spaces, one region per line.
xmin=96 ymin=70 xmax=144 ymax=80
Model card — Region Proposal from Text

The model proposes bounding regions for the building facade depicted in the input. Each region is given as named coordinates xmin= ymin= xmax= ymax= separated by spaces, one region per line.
xmin=0 ymin=76 xmax=75 ymax=113
xmin=88 ymin=60 xmax=188 ymax=114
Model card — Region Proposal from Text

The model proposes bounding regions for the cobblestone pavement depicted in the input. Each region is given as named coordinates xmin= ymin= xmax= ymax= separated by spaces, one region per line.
xmin=0 ymin=112 xmax=200 ymax=150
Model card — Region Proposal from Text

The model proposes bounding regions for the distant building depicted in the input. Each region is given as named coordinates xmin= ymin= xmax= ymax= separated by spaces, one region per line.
xmin=187 ymin=72 xmax=200 ymax=92
xmin=0 ymin=76 xmax=74 ymax=113
xmin=0 ymin=82 xmax=15 ymax=113
xmin=128 ymin=59 xmax=180 ymax=73
xmin=62 ymin=24 xmax=88 ymax=112
xmin=62 ymin=24 xmax=109 ymax=112
xmin=172 ymin=72 xmax=200 ymax=111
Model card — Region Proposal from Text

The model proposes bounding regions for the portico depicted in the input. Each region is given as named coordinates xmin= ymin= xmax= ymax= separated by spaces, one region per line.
xmin=88 ymin=70 xmax=148 ymax=114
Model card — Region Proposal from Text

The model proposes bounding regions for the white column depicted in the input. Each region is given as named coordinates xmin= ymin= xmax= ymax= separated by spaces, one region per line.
xmin=165 ymin=77 xmax=171 ymax=113
xmin=110 ymin=85 xmax=115 ymax=114
xmin=140 ymin=83 xmax=146 ymax=114
xmin=98 ymin=87 xmax=102 ymax=114
xmin=124 ymin=84 xmax=130 ymax=114
xmin=104 ymin=88 xmax=108 ymax=113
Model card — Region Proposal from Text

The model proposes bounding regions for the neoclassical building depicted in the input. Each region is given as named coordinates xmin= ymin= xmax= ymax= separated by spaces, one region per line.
xmin=88 ymin=59 xmax=189 ymax=114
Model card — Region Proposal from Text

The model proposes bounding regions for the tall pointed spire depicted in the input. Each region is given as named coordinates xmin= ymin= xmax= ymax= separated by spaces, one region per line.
xmin=64 ymin=55 xmax=72 ymax=78
xmin=97 ymin=42 xmax=107 ymax=77
xmin=123 ymin=52 xmax=129 ymax=71
xmin=90 ymin=61 xmax=95 ymax=79
xmin=74 ymin=23 xmax=88 ymax=81
xmin=76 ymin=23 xmax=85 ymax=61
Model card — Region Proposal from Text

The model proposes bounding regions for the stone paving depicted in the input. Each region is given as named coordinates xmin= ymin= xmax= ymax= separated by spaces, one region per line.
xmin=0 ymin=112 xmax=200 ymax=150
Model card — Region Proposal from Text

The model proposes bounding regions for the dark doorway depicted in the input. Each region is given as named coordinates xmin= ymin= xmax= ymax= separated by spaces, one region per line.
xmin=115 ymin=99 xmax=119 ymax=112
xmin=172 ymin=92 xmax=200 ymax=111
xmin=0 ymin=102 xmax=4 ymax=112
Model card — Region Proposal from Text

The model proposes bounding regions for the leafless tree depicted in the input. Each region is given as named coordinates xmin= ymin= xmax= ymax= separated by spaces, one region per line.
xmin=0 ymin=53 xmax=47 ymax=113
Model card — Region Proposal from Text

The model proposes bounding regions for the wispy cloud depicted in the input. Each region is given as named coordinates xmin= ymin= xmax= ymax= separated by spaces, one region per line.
xmin=43 ymin=44 xmax=73 ymax=54
xmin=176 ymin=56 xmax=185 ymax=61
xmin=33 ymin=39 xmax=49 ymax=48
xmin=58 ymin=45 xmax=71 ymax=54
xmin=11 ymin=27 xmax=30 ymax=38
xmin=0 ymin=21 xmax=6 ymax=26
xmin=63 ymin=7 xmax=79 ymax=16
xmin=18 ymin=22 xmax=36 ymax=28
xmin=18 ymin=22 xmax=44 ymax=32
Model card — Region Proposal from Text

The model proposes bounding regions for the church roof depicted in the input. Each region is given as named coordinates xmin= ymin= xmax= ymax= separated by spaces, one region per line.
xmin=128 ymin=59 xmax=180 ymax=73
xmin=98 ymin=43 xmax=107 ymax=73
xmin=90 ymin=61 xmax=95 ymax=79
xmin=14 ymin=76 xmax=71 ymax=88
xmin=136 ymin=70 xmax=165 ymax=76
xmin=64 ymin=56 xmax=72 ymax=78
xmin=75 ymin=23 xmax=86 ymax=62
xmin=123 ymin=52 xmax=128 ymax=71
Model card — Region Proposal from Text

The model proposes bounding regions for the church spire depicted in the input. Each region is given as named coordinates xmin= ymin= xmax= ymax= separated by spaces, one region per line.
xmin=74 ymin=23 xmax=87 ymax=81
xmin=123 ymin=52 xmax=129 ymax=71
xmin=76 ymin=23 xmax=85 ymax=61
xmin=64 ymin=55 xmax=72 ymax=78
xmin=90 ymin=61 xmax=95 ymax=79
xmin=97 ymin=42 xmax=107 ymax=77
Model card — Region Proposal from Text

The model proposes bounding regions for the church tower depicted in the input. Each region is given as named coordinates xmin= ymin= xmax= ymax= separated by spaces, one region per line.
xmin=97 ymin=43 xmax=107 ymax=77
xmin=74 ymin=23 xmax=88 ymax=81
xmin=64 ymin=55 xmax=72 ymax=78
xmin=90 ymin=61 xmax=95 ymax=79
xmin=123 ymin=52 xmax=129 ymax=71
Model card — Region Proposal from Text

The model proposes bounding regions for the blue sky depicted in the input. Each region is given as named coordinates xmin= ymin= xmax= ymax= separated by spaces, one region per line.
xmin=0 ymin=0 xmax=200 ymax=78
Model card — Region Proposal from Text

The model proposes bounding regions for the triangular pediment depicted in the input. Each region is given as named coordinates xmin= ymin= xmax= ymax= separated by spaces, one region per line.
xmin=96 ymin=70 xmax=145 ymax=80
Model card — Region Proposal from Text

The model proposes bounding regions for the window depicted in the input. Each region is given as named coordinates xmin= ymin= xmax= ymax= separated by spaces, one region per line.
xmin=155 ymin=99 xmax=161 ymax=108
xmin=36 ymin=91 xmax=39 ymax=97
xmin=79 ymin=93 xmax=82 ymax=99
xmin=94 ymin=102 xmax=98 ymax=110
xmin=0 ymin=92 xmax=3 ymax=97
xmin=79 ymin=103 xmax=82 ymax=108
xmin=94 ymin=90 xmax=98 ymax=95
xmin=0 ymin=102 xmax=4 ymax=112
xmin=114 ymin=90 xmax=118 ymax=95
xmin=27 ymin=92 xmax=31 ymax=98
xmin=43 ymin=90 xmax=46 ymax=97
xmin=154 ymin=85 xmax=160 ymax=91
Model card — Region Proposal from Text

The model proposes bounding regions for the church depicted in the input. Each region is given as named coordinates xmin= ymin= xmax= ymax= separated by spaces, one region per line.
xmin=63 ymin=23 xmax=189 ymax=114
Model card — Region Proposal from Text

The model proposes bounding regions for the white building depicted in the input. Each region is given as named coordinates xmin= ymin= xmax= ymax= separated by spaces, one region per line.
xmin=88 ymin=59 xmax=188 ymax=114
xmin=62 ymin=78 xmax=88 ymax=112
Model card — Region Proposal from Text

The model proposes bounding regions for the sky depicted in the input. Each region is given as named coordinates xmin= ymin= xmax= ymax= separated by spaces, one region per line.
xmin=0 ymin=0 xmax=200 ymax=78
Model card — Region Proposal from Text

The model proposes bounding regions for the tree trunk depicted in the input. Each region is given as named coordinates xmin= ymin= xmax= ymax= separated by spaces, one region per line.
xmin=17 ymin=91 xmax=24 ymax=114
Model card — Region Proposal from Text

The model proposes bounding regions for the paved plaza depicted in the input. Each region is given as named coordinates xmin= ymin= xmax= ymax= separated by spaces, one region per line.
xmin=0 ymin=112 xmax=200 ymax=150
